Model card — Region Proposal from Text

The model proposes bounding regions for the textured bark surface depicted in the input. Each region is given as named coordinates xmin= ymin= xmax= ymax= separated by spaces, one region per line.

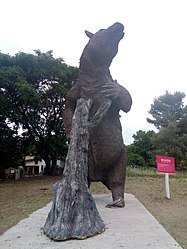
xmin=43 ymin=98 xmax=111 ymax=241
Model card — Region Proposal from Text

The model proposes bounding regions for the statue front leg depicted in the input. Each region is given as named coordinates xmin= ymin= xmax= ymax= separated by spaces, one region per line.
xmin=105 ymin=150 xmax=127 ymax=208
xmin=105 ymin=183 xmax=125 ymax=208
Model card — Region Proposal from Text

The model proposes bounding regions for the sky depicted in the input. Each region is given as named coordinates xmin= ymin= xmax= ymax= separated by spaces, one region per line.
xmin=1 ymin=0 xmax=187 ymax=144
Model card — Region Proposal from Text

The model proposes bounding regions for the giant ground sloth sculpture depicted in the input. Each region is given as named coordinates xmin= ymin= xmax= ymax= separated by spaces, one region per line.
xmin=63 ymin=22 xmax=132 ymax=207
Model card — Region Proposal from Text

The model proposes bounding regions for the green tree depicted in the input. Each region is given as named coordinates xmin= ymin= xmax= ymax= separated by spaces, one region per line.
xmin=0 ymin=120 xmax=24 ymax=178
xmin=177 ymin=106 xmax=187 ymax=134
xmin=153 ymin=123 xmax=187 ymax=170
xmin=147 ymin=91 xmax=185 ymax=130
xmin=127 ymin=144 xmax=146 ymax=167
xmin=147 ymin=91 xmax=187 ymax=171
xmin=0 ymin=50 xmax=78 ymax=175
xmin=0 ymin=87 xmax=24 ymax=178
xmin=127 ymin=130 xmax=156 ymax=167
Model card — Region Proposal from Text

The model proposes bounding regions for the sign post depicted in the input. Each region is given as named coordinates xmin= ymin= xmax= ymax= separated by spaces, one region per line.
xmin=156 ymin=155 xmax=175 ymax=199
xmin=165 ymin=173 xmax=170 ymax=199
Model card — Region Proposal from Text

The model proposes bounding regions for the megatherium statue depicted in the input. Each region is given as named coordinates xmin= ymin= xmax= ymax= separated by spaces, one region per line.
xmin=64 ymin=22 xmax=132 ymax=208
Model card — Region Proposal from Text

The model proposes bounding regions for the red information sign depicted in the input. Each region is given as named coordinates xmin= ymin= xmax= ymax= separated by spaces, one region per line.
xmin=156 ymin=155 xmax=176 ymax=174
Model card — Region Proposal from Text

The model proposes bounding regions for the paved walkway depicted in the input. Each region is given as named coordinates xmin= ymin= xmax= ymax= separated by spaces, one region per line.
xmin=0 ymin=194 xmax=183 ymax=249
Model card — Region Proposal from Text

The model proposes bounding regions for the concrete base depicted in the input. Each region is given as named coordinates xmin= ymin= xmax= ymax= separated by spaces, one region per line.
xmin=0 ymin=194 xmax=183 ymax=249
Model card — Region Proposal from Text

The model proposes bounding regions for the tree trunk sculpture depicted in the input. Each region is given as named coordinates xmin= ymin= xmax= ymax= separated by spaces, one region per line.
xmin=43 ymin=98 xmax=111 ymax=241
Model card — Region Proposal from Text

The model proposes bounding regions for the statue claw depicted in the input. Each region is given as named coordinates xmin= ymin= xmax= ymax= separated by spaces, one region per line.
xmin=105 ymin=198 xmax=125 ymax=208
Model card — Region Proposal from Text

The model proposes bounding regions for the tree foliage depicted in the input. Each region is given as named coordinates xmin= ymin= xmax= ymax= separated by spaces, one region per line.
xmin=0 ymin=50 xmax=78 ymax=175
xmin=127 ymin=130 xmax=156 ymax=167
xmin=0 ymin=120 xmax=24 ymax=178
xmin=147 ymin=91 xmax=185 ymax=130
xmin=129 ymin=91 xmax=187 ymax=171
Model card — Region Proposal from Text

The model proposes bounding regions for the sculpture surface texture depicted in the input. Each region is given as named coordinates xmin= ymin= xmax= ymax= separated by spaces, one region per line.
xmin=64 ymin=22 xmax=132 ymax=208
xmin=44 ymin=99 xmax=107 ymax=240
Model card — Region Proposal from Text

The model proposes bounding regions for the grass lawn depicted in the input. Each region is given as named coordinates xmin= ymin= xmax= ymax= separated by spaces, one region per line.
xmin=0 ymin=169 xmax=186 ymax=248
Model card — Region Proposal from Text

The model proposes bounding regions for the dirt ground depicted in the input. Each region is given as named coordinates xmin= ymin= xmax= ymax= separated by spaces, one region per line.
xmin=0 ymin=175 xmax=186 ymax=248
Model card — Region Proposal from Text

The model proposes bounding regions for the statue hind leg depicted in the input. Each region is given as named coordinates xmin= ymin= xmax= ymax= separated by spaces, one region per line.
xmin=105 ymin=149 xmax=127 ymax=208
